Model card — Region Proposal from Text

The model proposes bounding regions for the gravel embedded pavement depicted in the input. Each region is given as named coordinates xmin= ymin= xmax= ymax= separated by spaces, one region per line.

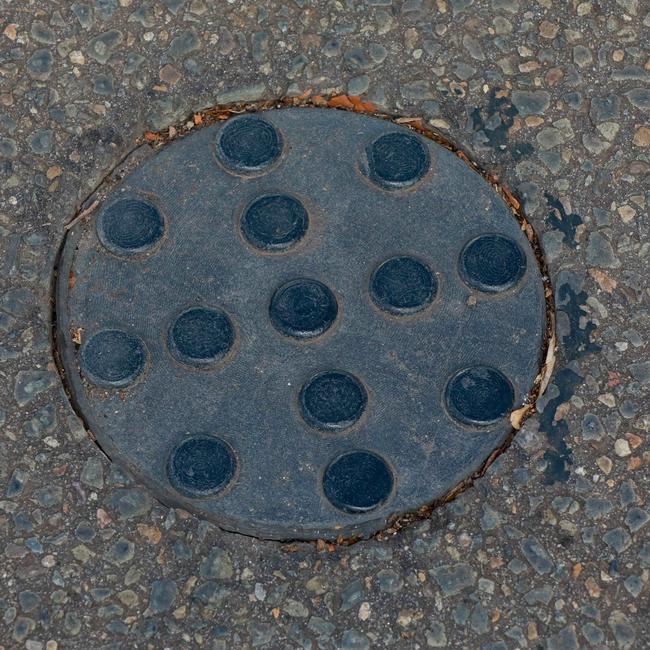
xmin=1 ymin=1 xmax=649 ymax=649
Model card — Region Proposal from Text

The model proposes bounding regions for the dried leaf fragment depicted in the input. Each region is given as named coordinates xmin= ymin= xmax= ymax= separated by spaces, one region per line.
xmin=502 ymin=185 xmax=521 ymax=211
xmin=347 ymin=95 xmax=376 ymax=113
xmin=395 ymin=117 xmax=426 ymax=134
xmin=539 ymin=333 xmax=556 ymax=396
xmin=510 ymin=405 xmax=530 ymax=430
xmin=349 ymin=95 xmax=365 ymax=111
xmin=327 ymin=95 xmax=355 ymax=109
xmin=71 ymin=327 xmax=83 ymax=345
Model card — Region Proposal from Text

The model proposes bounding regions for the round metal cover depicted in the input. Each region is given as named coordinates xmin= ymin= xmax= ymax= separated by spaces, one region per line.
xmin=56 ymin=108 xmax=546 ymax=540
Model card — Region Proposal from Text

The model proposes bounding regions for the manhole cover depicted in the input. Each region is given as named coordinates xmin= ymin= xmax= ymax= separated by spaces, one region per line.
xmin=56 ymin=107 xmax=547 ymax=540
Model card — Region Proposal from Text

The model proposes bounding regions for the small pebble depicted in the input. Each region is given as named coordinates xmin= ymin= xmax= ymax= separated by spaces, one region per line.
xmin=614 ymin=439 xmax=631 ymax=457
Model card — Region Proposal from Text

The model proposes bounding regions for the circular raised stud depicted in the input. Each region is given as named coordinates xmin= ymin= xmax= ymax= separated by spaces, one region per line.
xmin=269 ymin=279 xmax=338 ymax=339
xmin=241 ymin=194 xmax=308 ymax=252
xmin=168 ymin=307 xmax=235 ymax=367
xmin=97 ymin=198 xmax=164 ymax=256
xmin=323 ymin=450 xmax=394 ymax=514
xmin=216 ymin=115 xmax=282 ymax=173
xmin=445 ymin=365 xmax=515 ymax=426
xmin=367 ymin=132 xmax=430 ymax=189
xmin=80 ymin=329 xmax=146 ymax=388
xmin=167 ymin=435 xmax=236 ymax=497
xmin=370 ymin=256 xmax=437 ymax=315
xmin=459 ymin=234 xmax=527 ymax=293
xmin=300 ymin=371 xmax=367 ymax=431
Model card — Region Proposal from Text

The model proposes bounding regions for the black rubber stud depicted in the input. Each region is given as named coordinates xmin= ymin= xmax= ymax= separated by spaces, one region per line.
xmin=323 ymin=450 xmax=394 ymax=514
xmin=216 ymin=115 xmax=282 ymax=173
xmin=459 ymin=234 xmax=527 ymax=293
xmin=300 ymin=371 xmax=367 ymax=431
xmin=241 ymin=194 xmax=308 ymax=252
xmin=97 ymin=198 xmax=164 ymax=255
xmin=445 ymin=365 xmax=515 ymax=426
xmin=80 ymin=329 xmax=146 ymax=388
xmin=269 ymin=279 xmax=338 ymax=339
xmin=370 ymin=256 xmax=437 ymax=315
xmin=367 ymin=132 xmax=430 ymax=188
xmin=168 ymin=307 xmax=235 ymax=367
xmin=167 ymin=435 xmax=236 ymax=497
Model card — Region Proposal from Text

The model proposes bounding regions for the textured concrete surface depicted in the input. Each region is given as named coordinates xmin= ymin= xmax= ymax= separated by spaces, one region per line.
xmin=1 ymin=1 xmax=649 ymax=648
